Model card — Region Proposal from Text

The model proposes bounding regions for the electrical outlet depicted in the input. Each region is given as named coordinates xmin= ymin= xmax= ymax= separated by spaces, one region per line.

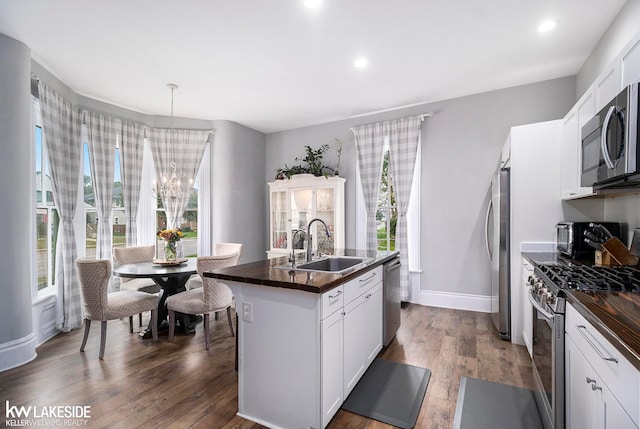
xmin=242 ymin=302 xmax=253 ymax=323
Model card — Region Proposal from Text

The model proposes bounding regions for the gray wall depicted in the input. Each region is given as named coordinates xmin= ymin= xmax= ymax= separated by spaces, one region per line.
xmin=576 ymin=0 xmax=640 ymax=99
xmin=0 ymin=34 xmax=36 ymax=367
xmin=211 ymin=120 xmax=266 ymax=262
xmin=266 ymin=76 xmax=576 ymax=297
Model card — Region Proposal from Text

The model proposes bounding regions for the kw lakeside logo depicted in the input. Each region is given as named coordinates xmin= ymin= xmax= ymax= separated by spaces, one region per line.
xmin=5 ymin=400 xmax=91 ymax=427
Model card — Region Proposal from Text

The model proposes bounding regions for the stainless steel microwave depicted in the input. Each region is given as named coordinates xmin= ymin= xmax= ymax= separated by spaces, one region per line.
xmin=581 ymin=83 xmax=640 ymax=188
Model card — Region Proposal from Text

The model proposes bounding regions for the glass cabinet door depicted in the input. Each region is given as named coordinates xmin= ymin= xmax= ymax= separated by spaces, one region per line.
xmin=315 ymin=187 xmax=335 ymax=250
xmin=271 ymin=190 xmax=288 ymax=250
xmin=290 ymin=188 xmax=313 ymax=249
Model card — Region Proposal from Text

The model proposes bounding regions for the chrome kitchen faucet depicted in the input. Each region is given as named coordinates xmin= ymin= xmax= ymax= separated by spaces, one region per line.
xmin=306 ymin=218 xmax=331 ymax=262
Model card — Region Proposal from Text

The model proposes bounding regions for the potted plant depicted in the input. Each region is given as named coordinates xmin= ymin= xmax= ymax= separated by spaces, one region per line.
xmin=274 ymin=142 xmax=341 ymax=180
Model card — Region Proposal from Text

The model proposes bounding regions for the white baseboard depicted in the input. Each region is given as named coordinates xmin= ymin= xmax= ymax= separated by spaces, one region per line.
xmin=416 ymin=289 xmax=492 ymax=313
xmin=0 ymin=333 xmax=37 ymax=372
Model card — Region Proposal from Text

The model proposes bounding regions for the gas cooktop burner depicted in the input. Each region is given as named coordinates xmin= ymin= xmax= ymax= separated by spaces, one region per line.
xmin=537 ymin=264 xmax=640 ymax=294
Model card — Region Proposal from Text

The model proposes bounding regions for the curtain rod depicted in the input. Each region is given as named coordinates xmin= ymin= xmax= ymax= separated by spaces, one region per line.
xmin=349 ymin=111 xmax=433 ymax=133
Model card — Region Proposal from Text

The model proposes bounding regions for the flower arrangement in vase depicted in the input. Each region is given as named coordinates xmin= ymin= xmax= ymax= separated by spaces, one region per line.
xmin=157 ymin=228 xmax=184 ymax=261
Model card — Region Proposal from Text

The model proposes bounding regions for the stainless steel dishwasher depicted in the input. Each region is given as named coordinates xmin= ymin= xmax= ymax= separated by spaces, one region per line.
xmin=383 ymin=257 xmax=402 ymax=346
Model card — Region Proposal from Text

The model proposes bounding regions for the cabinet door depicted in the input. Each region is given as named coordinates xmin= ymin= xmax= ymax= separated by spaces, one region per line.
xmin=343 ymin=294 xmax=366 ymax=397
xmin=291 ymin=188 xmax=314 ymax=236
xmin=621 ymin=33 xmax=640 ymax=88
xmin=363 ymin=283 xmax=383 ymax=365
xmin=314 ymin=187 xmax=335 ymax=250
xmin=271 ymin=190 xmax=289 ymax=250
xmin=321 ymin=309 xmax=343 ymax=428
xmin=566 ymin=337 xmax=599 ymax=429
xmin=595 ymin=62 xmax=621 ymax=111
xmin=601 ymin=384 xmax=637 ymax=429
xmin=521 ymin=260 xmax=533 ymax=357
xmin=561 ymin=108 xmax=580 ymax=199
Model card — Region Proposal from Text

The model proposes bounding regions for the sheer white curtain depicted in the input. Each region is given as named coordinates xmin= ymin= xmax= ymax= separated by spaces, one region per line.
xmin=352 ymin=123 xmax=386 ymax=250
xmin=387 ymin=116 xmax=422 ymax=301
xmin=149 ymin=129 xmax=209 ymax=229
xmin=120 ymin=121 xmax=145 ymax=246
xmin=86 ymin=111 xmax=118 ymax=260
xmin=37 ymin=81 xmax=84 ymax=331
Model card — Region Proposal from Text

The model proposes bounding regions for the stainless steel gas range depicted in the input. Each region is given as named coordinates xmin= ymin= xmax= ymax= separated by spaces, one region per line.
xmin=527 ymin=263 xmax=640 ymax=429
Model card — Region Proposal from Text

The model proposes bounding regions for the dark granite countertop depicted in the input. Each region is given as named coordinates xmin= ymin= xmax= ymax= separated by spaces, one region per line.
xmin=202 ymin=249 xmax=399 ymax=294
xmin=522 ymin=250 xmax=640 ymax=371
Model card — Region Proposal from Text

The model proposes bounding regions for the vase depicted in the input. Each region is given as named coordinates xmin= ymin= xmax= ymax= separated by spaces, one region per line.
xmin=164 ymin=241 xmax=177 ymax=261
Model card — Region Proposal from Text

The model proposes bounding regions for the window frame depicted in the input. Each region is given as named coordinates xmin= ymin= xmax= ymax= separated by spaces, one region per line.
xmin=32 ymin=97 xmax=59 ymax=299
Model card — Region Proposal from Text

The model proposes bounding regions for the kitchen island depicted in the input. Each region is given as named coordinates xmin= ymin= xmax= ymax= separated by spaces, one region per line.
xmin=203 ymin=249 xmax=398 ymax=429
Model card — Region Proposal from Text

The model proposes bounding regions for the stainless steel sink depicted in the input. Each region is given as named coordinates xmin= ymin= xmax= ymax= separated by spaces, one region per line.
xmin=275 ymin=256 xmax=367 ymax=274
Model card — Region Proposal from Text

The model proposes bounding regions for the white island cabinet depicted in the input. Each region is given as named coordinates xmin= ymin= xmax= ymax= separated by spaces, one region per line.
xmin=565 ymin=304 xmax=639 ymax=429
xmin=226 ymin=265 xmax=383 ymax=429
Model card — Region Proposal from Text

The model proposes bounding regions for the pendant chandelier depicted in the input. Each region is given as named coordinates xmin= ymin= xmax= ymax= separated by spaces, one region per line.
xmin=154 ymin=83 xmax=194 ymax=200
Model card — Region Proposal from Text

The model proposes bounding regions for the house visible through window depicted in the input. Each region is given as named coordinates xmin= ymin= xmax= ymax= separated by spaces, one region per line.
xmin=155 ymin=179 xmax=199 ymax=258
xmin=377 ymin=150 xmax=396 ymax=251
xmin=35 ymin=123 xmax=59 ymax=292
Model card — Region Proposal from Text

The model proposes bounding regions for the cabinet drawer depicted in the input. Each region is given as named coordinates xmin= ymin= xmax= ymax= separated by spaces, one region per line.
xmin=566 ymin=304 xmax=639 ymax=425
xmin=344 ymin=266 xmax=382 ymax=305
xmin=321 ymin=285 xmax=344 ymax=319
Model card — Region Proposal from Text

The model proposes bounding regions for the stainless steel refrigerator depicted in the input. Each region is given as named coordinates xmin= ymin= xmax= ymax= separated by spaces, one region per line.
xmin=486 ymin=166 xmax=510 ymax=340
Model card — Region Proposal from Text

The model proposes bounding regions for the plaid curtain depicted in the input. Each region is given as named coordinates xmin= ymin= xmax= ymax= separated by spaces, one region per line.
xmin=37 ymin=81 xmax=84 ymax=331
xmin=353 ymin=122 xmax=386 ymax=251
xmin=86 ymin=112 xmax=118 ymax=261
xmin=120 ymin=121 xmax=144 ymax=246
xmin=149 ymin=129 xmax=209 ymax=229
xmin=388 ymin=116 xmax=422 ymax=301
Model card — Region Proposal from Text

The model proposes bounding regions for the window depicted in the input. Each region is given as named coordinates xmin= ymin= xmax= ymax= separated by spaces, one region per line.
xmin=376 ymin=151 xmax=396 ymax=251
xmin=35 ymin=121 xmax=59 ymax=292
xmin=155 ymin=180 xmax=199 ymax=258
xmin=83 ymin=141 xmax=127 ymax=258
xmin=83 ymin=142 xmax=97 ymax=258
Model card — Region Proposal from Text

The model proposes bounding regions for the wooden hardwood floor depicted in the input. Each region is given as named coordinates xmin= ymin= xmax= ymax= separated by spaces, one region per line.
xmin=0 ymin=305 xmax=533 ymax=429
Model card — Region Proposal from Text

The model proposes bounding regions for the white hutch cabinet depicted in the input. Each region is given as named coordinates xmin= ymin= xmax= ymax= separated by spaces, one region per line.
xmin=267 ymin=175 xmax=345 ymax=259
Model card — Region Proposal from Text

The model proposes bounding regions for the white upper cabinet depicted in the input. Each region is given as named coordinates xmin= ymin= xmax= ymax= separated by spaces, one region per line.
xmin=561 ymin=88 xmax=596 ymax=199
xmin=621 ymin=31 xmax=640 ymax=88
xmin=594 ymin=60 xmax=621 ymax=111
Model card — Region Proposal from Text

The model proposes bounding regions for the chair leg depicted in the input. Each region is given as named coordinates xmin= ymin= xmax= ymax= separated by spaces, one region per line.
xmin=151 ymin=309 xmax=158 ymax=342
xmin=168 ymin=310 xmax=176 ymax=341
xmin=99 ymin=321 xmax=107 ymax=360
xmin=204 ymin=313 xmax=210 ymax=350
xmin=226 ymin=306 xmax=235 ymax=337
xmin=129 ymin=316 xmax=133 ymax=333
xmin=80 ymin=319 xmax=91 ymax=352
xmin=139 ymin=313 xmax=143 ymax=327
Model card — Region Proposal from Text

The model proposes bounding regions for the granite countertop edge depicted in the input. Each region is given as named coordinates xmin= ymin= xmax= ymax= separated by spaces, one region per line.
xmin=203 ymin=250 xmax=399 ymax=294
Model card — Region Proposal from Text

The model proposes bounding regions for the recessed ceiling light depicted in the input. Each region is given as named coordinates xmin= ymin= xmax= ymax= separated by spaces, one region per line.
xmin=304 ymin=0 xmax=322 ymax=8
xmin=354 ymin=58 xmax=368 ymax=69
xmin=538 ymin=20 xmax=557 ymax=33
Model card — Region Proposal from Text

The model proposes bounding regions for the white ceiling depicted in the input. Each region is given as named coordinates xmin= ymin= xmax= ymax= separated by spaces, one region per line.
xmin=0 ymin=0 xmax=629 ymax=133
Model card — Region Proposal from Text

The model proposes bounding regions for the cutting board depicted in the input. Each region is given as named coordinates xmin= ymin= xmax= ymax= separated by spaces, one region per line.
xmin=601 ymin=237 xmax=640 ymax=266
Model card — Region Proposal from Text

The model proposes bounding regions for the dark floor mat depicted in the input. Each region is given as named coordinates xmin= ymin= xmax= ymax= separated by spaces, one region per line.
xmin=453 ymin=376 xmax=543 ymax=429
xmin=341 ymin=358 xmax=431 ymax=429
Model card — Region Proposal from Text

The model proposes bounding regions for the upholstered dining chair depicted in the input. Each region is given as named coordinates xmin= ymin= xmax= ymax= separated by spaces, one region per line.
xmin=166 ymin=253 xmax=238 ymax=349
xmin=76 ymin=258 xmax=159 ymax=359
xmin=185 ymin=243 xmax=243 ymax=290
xmin=112 ymin=245 xmax=161 ymax=332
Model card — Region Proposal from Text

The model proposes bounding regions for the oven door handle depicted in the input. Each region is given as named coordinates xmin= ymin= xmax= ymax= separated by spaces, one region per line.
xmin=527 ymin=290 xmax=554 ymax=321
xmin=576 ymin=325 xmax=619 ymax=363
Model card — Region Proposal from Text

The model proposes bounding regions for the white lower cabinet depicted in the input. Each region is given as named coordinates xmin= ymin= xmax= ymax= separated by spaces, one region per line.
xmin=322 ymin=265 xmax=383 ymax=427
xmin=343 ymin=281 xmax=383 ymax=397
xmin=321 ymin=308 xmax=344 ymax=428
xmin=565 ymin=304 xmax=639 ymax=429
